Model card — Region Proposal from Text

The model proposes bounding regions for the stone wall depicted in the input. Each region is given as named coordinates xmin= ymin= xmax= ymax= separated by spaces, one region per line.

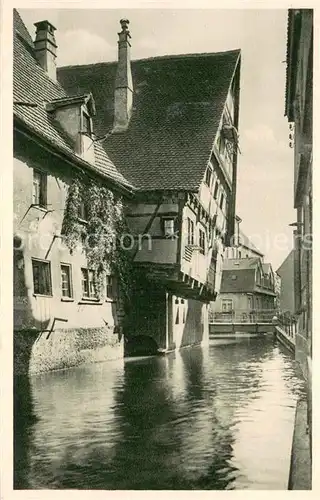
xmin=14 ymin=326 xmax=123 ymax=376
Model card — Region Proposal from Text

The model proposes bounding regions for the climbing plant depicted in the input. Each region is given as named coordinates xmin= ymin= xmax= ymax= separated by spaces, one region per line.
xmin=61 ymin=174 xmax=135 ymax=303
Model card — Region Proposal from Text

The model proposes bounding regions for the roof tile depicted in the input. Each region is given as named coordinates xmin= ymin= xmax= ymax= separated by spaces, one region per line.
xmin=58 ymin=49 xmax=240 ymax=191
xmin=13 ymin=9 xmax=133 ymax=191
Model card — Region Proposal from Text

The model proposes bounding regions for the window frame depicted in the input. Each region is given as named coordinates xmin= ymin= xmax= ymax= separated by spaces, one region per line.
xmin=199 ymin=228 xmax=206 ymax=255
xmin=187 ymin=217 xmax=195 ymax=245
xmin=32 ymin=258 xmax=52 ymax=296
xmin=162 ymin=216 xmax=177 ymax=238
xmin=60 ymin=263 xmax=73 ymax=299
xmin=222 ymin=299 xmax=233 ymax=312
xmin=32 ymin=169 xmax=47 ymax=208
xmin=205 ymin=166 xmax=213 ymax=187
xmin=106 ymin=274 xmax=116 ymax=302
xmin=213 ymin=180 xmax=219 ymax=200
xmin=219 ymin=191 xmax=225 ymax=210
xmin=82 ymin=110 xmax=93 ymax=137
xmin=81 ymin=268 xmax=98 ymax=300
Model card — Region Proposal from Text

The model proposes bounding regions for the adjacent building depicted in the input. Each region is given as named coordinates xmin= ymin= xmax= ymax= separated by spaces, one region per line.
xmin=284 ymin=8 xmax=313 ymax=445
xmin=277 ymin=249 xmax=295 ymax=314
xmin=13 ymin=10 xmax=135 ymax=374
xmin=58 ymin=19 xmax=242 ymax=354
xmin=225 ymin=215 xmax=265 ymax=260
xmin=212 ymin=257 xmax=277 ymax=322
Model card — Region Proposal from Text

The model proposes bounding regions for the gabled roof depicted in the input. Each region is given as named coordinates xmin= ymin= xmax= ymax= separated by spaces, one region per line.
xmin=220 ymin=258 xmax=275 ymax=295
xmin=58 ymin=49 xmax=241 ymax=191
xmin=239 ymin=230 xmax=264 ymax=257
xmin=13 ymin=9 xmax=133 ymax=192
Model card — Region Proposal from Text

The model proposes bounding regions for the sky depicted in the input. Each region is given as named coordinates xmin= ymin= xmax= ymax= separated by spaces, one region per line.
xmin=19 ymin=8 xmax=296 ymax=270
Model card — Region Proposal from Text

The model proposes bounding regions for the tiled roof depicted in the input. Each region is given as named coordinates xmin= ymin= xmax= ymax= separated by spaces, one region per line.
xmin=222 ymin=257 xmax=260 ymax=271
xmin=13 ymin=9 xmax=133 ymax=192
xmin=220 ymin=269 xmax=256 ymax=293
xmin=58 ymin=49 xmax=240 ymax=191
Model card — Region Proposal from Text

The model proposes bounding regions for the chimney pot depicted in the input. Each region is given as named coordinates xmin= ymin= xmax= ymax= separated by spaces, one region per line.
xmin=113 ymin=18 xmax=133 ymax=132
xmin=34 ymin=20 xmax=57 ymax=81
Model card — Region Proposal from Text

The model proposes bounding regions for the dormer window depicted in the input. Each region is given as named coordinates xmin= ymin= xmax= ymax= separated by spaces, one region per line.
xmin=82 ymin=111 xmax=92 ymax=137
xmin=45 ymin=92 xmax=96 ymax=163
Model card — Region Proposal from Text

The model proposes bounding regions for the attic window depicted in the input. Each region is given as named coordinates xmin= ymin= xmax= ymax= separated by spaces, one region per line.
xmin=82 ymin=111 xmax=92 ymax=136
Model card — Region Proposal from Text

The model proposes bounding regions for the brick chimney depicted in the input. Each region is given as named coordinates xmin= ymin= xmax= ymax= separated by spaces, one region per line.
xmin=113 ymin=19 xmax=133 ymax=132
xmin=34 ymin=20 xmax=57 ymax=81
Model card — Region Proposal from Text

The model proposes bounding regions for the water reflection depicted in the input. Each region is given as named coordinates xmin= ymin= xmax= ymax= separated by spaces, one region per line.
xmin=14 ymin=337 xmax=306 ymax=490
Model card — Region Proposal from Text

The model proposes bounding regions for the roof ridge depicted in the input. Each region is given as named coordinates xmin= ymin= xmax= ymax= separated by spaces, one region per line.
xmin=58 ymin=48 xmax=241 ymax=71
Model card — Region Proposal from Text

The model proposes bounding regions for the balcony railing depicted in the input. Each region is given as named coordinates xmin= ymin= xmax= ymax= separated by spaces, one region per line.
xmin=209 ymin=308 xmax=277 ymax=324
xmin=276 ymin=312 xmax=297 ymax=339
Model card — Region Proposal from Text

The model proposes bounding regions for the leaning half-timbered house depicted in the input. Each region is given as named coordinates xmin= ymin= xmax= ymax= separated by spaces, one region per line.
xmin=58 ymin=19 xmax=241 ymax=355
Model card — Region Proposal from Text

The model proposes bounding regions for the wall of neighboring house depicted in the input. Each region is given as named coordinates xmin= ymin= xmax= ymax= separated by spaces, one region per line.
xmin=277 ymin=250 xmax=295 ymax=313
xmin=290 ymin=10 xmax=313 ymax=382
xmin=13 ymin=136 xmax=123 ymax=375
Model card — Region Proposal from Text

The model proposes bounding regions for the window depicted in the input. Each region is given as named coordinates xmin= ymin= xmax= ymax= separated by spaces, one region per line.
xmin=187 ymin=218 xmax=194 ymax=245
xmin=78 ymin=200 xmax=89 ymax=221
xmin=32 ymin=169 xmax=47 ymax=208
xmin=199 ymin=228 xmax=206 ymax=255
xmin=220 ymin=192 xmax=225 ymax=210
xmin=213 ymin=181 xmax=219 ymax=200
xmin=82 ymin=111 xmax=92 ymax=136
xmin=205 ymin=166 xmax=213 ymax=187
xmin=60 ymin=264 xmax=73 ymax=298
xmin=32 ymin=259 xmax=52 ymax=296
xmin=163 ymin=218 xmax=175 ymax=238
xmin=106 ymin=275 xmax=116 ymax=301
xmin=81 ymin=268 xmax=97 ymax=299
xmin=222 ymin=299 xmax=233 ymax=312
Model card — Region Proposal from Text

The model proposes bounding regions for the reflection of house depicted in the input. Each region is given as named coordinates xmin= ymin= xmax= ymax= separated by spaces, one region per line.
xmin=13 ymin=10 xmax=134 ymax=374
xmin=213 ymin=258 xmax=276 ymax=320
xmin=277 ymin=250 xmax=294 ymax=313
xmin=58 ymin=20 xmax=242 ymax=353
xmin=225 ymin=215 xmax=264 ymax=260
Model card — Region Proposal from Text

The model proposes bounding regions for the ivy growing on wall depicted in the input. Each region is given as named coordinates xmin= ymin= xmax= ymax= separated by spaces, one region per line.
xmin=61 ymin=175 xmax=135 ymax=304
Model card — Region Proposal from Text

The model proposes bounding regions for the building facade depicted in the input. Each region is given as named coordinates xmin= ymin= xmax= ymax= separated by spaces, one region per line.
xmin=224 ymin=215 xmax=265 ymax=260
xmin=58 ymin=20 xmax=242 ymax=355
xmin=277 ymin=249 xmax=295 ymax=314
xmin=13 ymin=11 xmax=135 ymax=374
xmin=212 ymin=257 xmax=276 ymax=322
xmin=285 ymin=7 xmax=313 ymax=445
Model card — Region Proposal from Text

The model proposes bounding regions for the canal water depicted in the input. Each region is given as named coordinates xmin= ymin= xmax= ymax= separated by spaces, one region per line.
xmin=14 ymin=336 xmax=306 ymax=490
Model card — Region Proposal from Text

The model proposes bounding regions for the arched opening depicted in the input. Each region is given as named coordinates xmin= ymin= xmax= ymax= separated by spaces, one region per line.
xmin=125 ymin=335 xmax=159 ymax=357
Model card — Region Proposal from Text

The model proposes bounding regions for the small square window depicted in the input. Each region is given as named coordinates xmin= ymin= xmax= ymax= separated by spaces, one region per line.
xmin=32 ymin=259 xmax=52 ymax=296
xmin=61 ymin=264 xmax=73 ymax=298
xmin=32 ymin=169 xmax=47 ymax=208
xmin=222 ymin=299 xmax=233 ymax=312
xmin=81 ymin=268 xmax=97 ymax=299
xmin=163 ymin=218 xmax=176 ymax=238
